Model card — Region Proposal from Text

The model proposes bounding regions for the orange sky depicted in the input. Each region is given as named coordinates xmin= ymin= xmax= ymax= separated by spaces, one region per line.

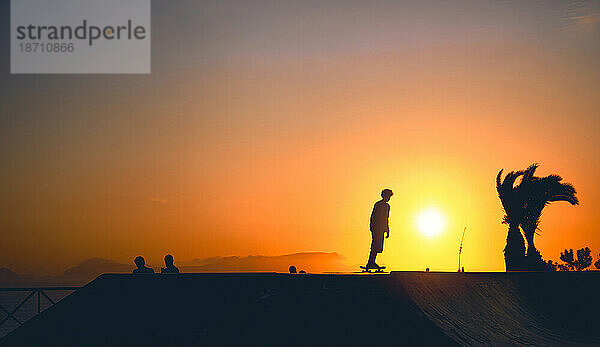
xmin=1 ymin=0 xmax=600 ymax=274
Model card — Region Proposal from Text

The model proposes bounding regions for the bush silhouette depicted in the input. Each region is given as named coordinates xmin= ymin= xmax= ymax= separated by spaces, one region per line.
xmin=558 ymin=247 xmax=592 ymax=271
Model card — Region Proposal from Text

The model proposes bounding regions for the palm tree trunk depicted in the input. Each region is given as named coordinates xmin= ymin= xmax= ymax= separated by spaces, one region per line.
xmin=504 ymin=223 xmax=526 ymax=271
xmin=524 ymin=229 xmax=545 ymax=270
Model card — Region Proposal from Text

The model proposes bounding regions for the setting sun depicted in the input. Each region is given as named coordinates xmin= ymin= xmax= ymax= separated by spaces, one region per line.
xmin=416 ymin=208 xmax=446 ymax=238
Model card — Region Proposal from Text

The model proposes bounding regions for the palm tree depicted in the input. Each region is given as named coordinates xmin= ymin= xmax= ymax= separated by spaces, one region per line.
xmin=518 ymin=164 xmax=578 ymax=269
xmin=497 ymin=164 xmax=579 ymax=271
xmin=496 ymin=168 xmax=527 ymax=271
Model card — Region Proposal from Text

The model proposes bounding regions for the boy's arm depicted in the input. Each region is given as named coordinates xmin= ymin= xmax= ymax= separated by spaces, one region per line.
xmin=385 ymin=204 xmax=390 ymax=238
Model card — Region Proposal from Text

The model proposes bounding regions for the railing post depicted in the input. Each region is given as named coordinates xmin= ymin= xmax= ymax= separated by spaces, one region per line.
xmin=37 ymin=290 xmax=41 ymax=314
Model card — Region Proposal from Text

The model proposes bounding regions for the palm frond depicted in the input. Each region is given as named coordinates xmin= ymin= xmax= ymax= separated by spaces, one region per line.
xmin=536 ymin=175 xmax=579 ymax=205
xmin=521 ymin=163 xmax=539 ymax=183
xmin=496 ymin=169 xmax=527 ymax=223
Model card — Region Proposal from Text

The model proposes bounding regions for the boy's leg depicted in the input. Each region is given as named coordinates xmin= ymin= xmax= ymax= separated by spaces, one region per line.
xmin=366 ymin=248 xmax=377 ymax=268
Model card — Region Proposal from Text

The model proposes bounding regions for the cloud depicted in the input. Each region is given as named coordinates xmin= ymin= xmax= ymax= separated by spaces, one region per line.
xmin=563 ymin=1 xmax=600 ymax=34
xmin=149 ymin=197 xmax=169 ymax=204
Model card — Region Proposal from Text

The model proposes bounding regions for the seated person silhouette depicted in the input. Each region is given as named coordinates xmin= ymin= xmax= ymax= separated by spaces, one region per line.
xmin=132 ymin=256 xmax=155 ymax=274
xmin=289 ymin=265 xmax=297 ymax=274
xmin=366 ymin=189 xmax=393 ymax=270
xmin=161 ymin=254 xmax=179 ymax=274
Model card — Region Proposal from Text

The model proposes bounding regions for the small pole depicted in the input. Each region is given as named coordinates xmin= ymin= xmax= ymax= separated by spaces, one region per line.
xmin=37 ymin=290 xmax=41 ymax=314
xmin=458 ymin=227 xmax=466 ymax=272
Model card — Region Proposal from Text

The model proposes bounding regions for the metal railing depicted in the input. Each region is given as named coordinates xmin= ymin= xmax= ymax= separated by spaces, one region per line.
xmin=0 ymin=287 xmax=80 ymax=329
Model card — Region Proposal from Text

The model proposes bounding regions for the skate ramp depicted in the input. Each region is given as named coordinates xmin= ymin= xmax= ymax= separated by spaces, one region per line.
xmin=392 ymin=271 xmax=600 ymax=345
xmin=2 ymin=272 xmax=600 ymax=346
xmin=1 ymin=273 xmax=453 ymax=346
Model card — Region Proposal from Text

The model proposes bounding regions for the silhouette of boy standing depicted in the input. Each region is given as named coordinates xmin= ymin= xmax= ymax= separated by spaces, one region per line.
xmin=366 ymin=189 xmax=393 ymax=269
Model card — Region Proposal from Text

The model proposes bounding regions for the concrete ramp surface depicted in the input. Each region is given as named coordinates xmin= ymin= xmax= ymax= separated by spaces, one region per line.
xmin=2 ymin=272 xmax=599 ymax=346
xmin=393 ymin=272 xmax=600 ymax=345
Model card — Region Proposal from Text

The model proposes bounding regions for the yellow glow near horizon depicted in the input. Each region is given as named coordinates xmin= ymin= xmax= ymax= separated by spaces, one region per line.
xmin=416 ymin=207 xmax=446 ymax=238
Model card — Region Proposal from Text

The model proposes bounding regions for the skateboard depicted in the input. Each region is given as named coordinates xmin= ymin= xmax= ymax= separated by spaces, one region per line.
xmin=359 ymin=265 xmax=386 ymax=273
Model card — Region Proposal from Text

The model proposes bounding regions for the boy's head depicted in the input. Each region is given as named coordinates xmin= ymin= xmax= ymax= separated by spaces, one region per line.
xmin=134 ymin=256 xmax=145 ymax=268
xmin=164 ymin=254 xmax=174 ymax=266
xmin=381 ymin=189 xmax=393 ymax=202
